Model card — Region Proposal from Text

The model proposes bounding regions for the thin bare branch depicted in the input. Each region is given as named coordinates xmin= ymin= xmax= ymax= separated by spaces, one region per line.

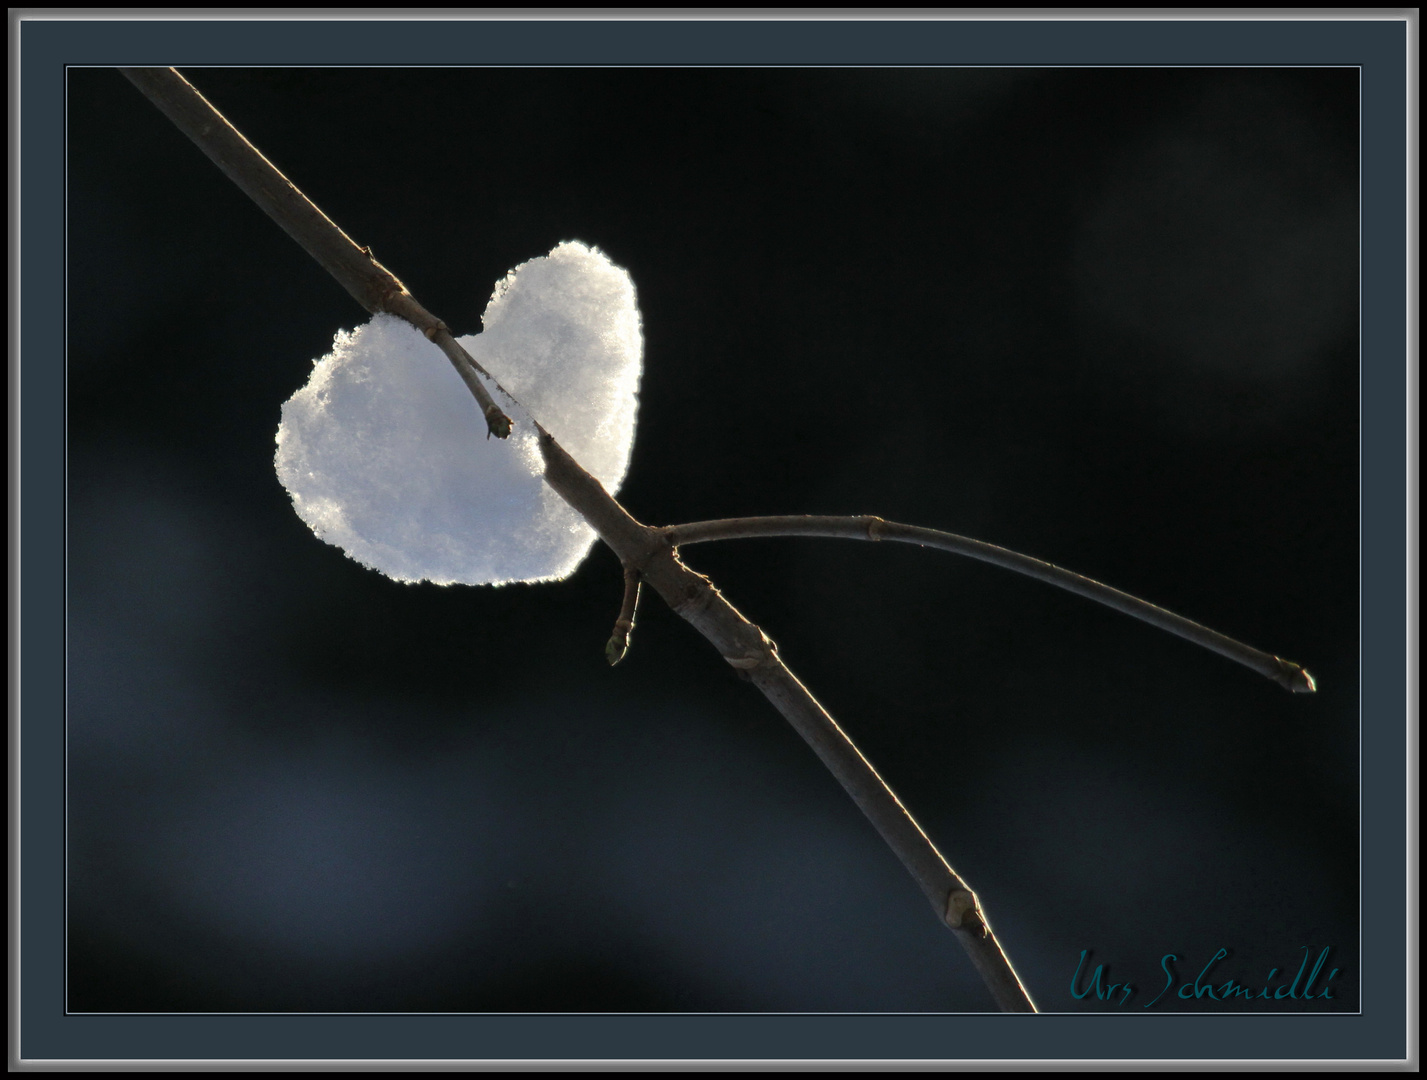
xmin=537 ymin=434 xmax=1038 ymax=1012
xmin=665 ymin=515 xmax=1316 ymax=694
xmin=118 ymin=67 xmax=515 ymax=441
xmin=425 ymin=326 xmax=515 ymax=440
xmin=125 ymin=67 xmax=1039 ymax=1012
xmin=606 ymin=565 xmax=642 ymax=666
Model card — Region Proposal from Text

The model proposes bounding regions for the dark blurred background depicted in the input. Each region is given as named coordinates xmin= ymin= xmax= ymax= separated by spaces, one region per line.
xmin=67 ymin=67 xmax=1359 ymax=1013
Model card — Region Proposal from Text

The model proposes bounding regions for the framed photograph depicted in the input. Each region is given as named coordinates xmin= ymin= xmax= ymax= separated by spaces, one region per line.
xmin=16 ymin=11 xmax=1411 ymax=1068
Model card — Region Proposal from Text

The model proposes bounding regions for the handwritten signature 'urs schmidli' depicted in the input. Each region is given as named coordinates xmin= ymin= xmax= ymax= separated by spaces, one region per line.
xmin=1070 ymin=947 xmax=1341 ymax=1008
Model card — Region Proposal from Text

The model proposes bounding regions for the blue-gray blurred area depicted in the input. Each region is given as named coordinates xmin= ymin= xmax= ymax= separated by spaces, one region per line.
xmin=66 ymin=67 xmax=1359 ymax=1012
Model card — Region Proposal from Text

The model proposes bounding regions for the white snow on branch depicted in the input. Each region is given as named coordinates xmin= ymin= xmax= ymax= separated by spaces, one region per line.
xmin=274 ymin=241 xmax=642 ymax=585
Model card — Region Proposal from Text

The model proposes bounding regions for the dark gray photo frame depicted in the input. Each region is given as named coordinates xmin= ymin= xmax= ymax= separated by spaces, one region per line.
xmin=14 ymin=11 xmax=1413 ymax=1068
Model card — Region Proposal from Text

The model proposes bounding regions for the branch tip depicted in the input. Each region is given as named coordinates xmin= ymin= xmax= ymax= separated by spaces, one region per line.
xmin=1278 ymin=659 xmax=1317 ymax=694
xmin=606 ymin=568 xmax=641 ymax=666
xmin=484 ymin=405 xmax=514 ymax=440
xmin=604 ymin=633 xmax=629 ymax=667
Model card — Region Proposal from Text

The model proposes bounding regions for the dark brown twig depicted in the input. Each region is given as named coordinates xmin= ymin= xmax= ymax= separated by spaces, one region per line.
xmin=118 ymin=66 xmax=514 ymax=441
xmin=424 ymin=326 xmax=515 ymax=440
xmin=606 ymin=565 xmax=642 ymax=666
xmin=664 ymin=515 xmax=1316 ymax=693
xmin=535 ymin=432 xmax=1038 ymax=1011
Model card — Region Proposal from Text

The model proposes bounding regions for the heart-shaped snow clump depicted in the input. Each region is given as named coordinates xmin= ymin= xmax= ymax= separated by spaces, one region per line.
xmin=274 ymin=241 xmax=642 ymax=585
